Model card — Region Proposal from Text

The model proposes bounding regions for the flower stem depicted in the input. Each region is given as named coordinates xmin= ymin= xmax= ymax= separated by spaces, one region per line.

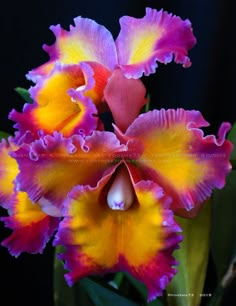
xmin=207 ymin=255 xmax=236 ymax=306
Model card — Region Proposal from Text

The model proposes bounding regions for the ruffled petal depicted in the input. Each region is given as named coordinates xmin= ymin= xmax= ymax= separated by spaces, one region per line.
xmin=0 ymin=138 xmax=19 ymax=209
xmin=80 ymin=61 xmax=111 ymax=107
xmin=54 ymin=174 xmax=182 ymax=301
xmin=10 ymin=62 xmax=105 ymax=139
xmin=125 ymin=109 xmax=233 ymax=217
xmin=0 ymin=137 xmax=59 ymax=256
xmin=104 ymin=68 xmax=147 ymax=132
xmin=12 ymin=131 xmax=124 ymax=215
xmin=116 ymin=7 xmax=196 ymax=78
xmin=27 ymin=17 xmax=117 ymax=81
xmin=1 ymin=191 xmax=59 ymax=257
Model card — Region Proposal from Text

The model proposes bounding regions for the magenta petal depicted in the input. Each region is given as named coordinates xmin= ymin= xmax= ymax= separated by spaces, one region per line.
xmin=116 ymin=7 xmax=196 ymax=78
xmin=27 ymin=17 xmax=117 ymax=81
xmin=125 ymin=109 xmax=233 ymax=216
xmin=104 ymin=69 xmax=147 ymax=132
xmin=1 ymin=214 xmax=59 ymax=257
xmin=119 ymin=251 xmax=179 ymax=301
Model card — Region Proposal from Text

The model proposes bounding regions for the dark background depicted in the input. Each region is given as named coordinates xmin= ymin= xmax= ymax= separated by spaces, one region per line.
xmin=0 ymin=1 xmax=235 ymax=305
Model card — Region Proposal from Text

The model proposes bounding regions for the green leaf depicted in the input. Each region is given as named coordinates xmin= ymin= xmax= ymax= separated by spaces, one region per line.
xmin=148 ymin=299 xmax=165 ymax=306
xmin=166 ymin=200 xmax=211 ymax=306
xmin=54 ymin=249 xmax=78 ymax=306
xmin=15 ymin=87 xmax=33 ymax=104
xmin=79 ymin=277 xmax=139 ymax=306
xmin=54 ymin=248 xmax=140 ymax=306
xmin=227 ymin=121 xmax=236 ymax=167
xmin=0 ymin=131 xmax=10 ymax=140
xmin=112 ymin=272 xmax=123 ymax=286
xmin=141 ymin=93 xmax=151 ymax=113
xmin=123 ymin=272 xmax=148 ymax=301
xmin=211 ymin=170 xmax=236 ymax=280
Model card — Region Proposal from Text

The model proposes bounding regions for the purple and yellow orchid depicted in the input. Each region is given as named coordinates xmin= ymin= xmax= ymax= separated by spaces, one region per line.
xmin=9 ymin=7 xmax=196 ymax=139
xmin=0 ymin=7 xmax=233 ymax=302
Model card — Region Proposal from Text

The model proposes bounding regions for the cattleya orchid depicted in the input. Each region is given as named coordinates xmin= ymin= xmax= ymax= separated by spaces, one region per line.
xmin=9 ymin=7 xmax=196 ymax=139
xmin=0 ymin=7 xmax=233 ymax=303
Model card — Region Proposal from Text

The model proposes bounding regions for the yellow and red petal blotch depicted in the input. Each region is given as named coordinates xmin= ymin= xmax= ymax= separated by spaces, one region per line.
xmin=27 ymin=17 xmax=117 ymax=82
xmin=116 ymin=7 xmax=196 ymax=78
xmin=10 ymin=62 xmax=105 ymax=139
xmin=0 ymin=138 xmax=19 ymax=209
xmin=12 ymin=131 xmax=125 ymax=216
xmin=125 ymin=109 xmax=233 ymax=217
xmin=1 ymin=191 xmax=59 ymax=257
xmin=54 ymin=171 xmax=182 ymax=301
xmin=82 ymin=61 xmax=112 ymax=106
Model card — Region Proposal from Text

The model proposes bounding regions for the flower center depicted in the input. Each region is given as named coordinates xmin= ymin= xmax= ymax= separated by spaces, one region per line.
xmin=107 ymin=166 xmax=135 ymax=211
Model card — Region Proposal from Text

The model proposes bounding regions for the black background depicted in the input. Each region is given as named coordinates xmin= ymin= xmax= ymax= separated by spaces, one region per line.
xmin=0 ymin=1 xmax=235 ymax=305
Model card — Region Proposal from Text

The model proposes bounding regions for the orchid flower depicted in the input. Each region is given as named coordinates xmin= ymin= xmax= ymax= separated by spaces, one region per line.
xmin=0 ymin=6 xmax=233 ymax=303
xmin=3 ymin=108 xmax=231 ymax=300
xmin=9 ymin=7 xmax=196 ymax=139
